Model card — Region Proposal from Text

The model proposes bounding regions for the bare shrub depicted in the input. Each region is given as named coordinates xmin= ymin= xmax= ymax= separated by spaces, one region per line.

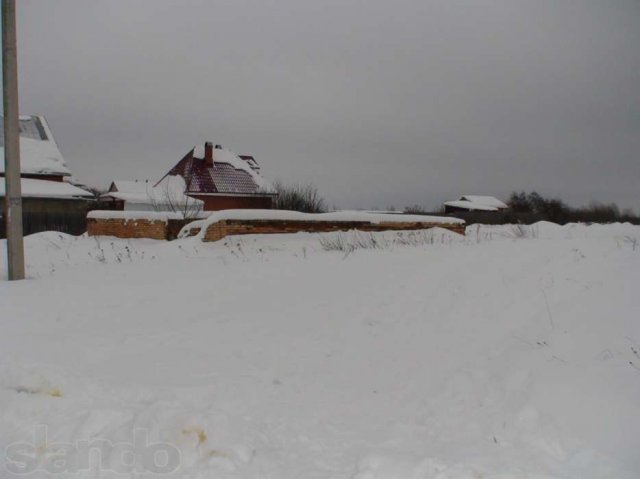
xmin=319 ymin=229 xmax=458 ymax=255
xmin=404 ymin=204 xmax=427 ymax=214
xmin=623 ymin=236 xmax=638 ymax=251
xmin=272 ymin=180 xmax=327 ymax=213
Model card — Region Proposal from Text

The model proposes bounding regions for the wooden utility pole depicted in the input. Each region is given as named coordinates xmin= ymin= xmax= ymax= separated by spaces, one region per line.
xmin=2 ymin=0 xmax=25 ymax=280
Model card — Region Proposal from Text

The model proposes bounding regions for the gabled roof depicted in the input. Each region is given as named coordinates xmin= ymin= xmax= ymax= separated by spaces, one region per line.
xmin=459 ymin=195 xmax=508 ymax=209
xmin=0 ymin=115 xmax=72 ymax=176
xmin=157 ymin=145 xmax=276 ymax=196
xmin=444 ymin=195 xmax=508 ymax=212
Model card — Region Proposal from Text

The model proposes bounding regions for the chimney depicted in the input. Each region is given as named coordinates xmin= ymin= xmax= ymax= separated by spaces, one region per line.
xmin=204 ymin=142 xmax=213 ymax=166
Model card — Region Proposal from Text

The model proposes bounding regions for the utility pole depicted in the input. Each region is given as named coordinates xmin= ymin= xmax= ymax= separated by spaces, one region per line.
xmin=2 ymin=0 xmax=25 ymax=280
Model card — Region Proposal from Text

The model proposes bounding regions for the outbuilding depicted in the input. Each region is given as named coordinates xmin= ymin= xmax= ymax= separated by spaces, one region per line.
xmin=0 ymin=115 xmax=93 ymax=236
xmin=443 ymin=195 xmax=508 ymax=214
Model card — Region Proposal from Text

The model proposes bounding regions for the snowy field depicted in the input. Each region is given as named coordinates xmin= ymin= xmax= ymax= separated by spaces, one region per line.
xmin=1 ymin=223 xmax=639 ymax=478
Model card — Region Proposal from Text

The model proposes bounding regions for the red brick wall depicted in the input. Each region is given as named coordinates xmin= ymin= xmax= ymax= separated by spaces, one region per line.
xmin=190 ymin=195 xmax=273 ymax=211
xmin=199 ymin=219 xmax=465 ymax=242
xmin=87 ymin=217 xmax=169 ymax=239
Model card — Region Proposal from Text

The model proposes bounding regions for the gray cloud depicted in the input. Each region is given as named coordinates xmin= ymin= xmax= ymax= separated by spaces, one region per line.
xmin=14 ymin=0 xmax=640 ymax=210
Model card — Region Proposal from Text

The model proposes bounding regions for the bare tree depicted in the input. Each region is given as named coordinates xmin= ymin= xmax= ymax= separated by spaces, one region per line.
xmin=404 ymin=204 xmax=427 ymax=214
xmin=149 ymin=180 xmax=203 ymax=220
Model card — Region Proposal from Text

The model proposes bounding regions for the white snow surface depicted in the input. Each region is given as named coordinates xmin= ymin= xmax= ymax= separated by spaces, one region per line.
xmin=0 ymin=178 xmax=93 ymax=199
xmin=181 ymin=209 xmax=465 ymax=239
xmin=0 ymin=116 xmax=72 ymax=176
xmin=87 ymin=210 xmax=184 ymax=221
xmin=1 ymin=222 xmax=639 ymax=477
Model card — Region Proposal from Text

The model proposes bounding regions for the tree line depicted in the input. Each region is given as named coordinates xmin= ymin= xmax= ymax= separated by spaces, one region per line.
xmin=506 ymin=191 xmax=639 ymax=225
xmin=267 ymin=181 xmax=639 ymax=225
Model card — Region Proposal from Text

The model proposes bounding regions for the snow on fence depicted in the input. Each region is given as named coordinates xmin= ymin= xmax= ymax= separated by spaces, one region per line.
xmin=180 ymin=210 xmax=466 ymax=242
xmin=88 ymin=210 xmax=465 ymax=241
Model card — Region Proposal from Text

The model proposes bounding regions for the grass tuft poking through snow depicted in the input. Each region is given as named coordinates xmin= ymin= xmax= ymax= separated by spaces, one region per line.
xmin=319 ymin=228 xmax=462 ymax=255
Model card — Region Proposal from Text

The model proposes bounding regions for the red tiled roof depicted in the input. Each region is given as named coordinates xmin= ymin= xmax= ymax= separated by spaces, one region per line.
xmin=158 ymin=148 xmax=274 ymax=195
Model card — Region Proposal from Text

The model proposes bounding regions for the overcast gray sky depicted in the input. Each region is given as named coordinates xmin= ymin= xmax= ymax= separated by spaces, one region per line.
xmin=14 ymin=0 xmax=640 ymax=211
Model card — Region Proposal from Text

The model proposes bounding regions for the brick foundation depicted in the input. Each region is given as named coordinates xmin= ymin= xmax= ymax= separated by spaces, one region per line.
xmin=87 ymin=217 xmax=170 ymax=240
xmin=196 ymin=219 xmax=465 ymax=242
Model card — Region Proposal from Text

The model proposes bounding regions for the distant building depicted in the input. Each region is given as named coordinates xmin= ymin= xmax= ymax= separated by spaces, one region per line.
xmin=443 ymin=195 xmax=508 ymax=213
xmin=155 ymin=142 xmax=277 ymax=211
xmin=0 ymin=115 xmax=93 ymax=237
xmin=102 ymin=180 xmax=157 ymax=211
xmin=101 ymin=178 xmax=203 ymax=213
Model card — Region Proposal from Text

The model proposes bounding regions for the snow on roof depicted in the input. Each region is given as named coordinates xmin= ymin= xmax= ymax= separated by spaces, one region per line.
xmin=239 ymin=155 xmax=260 ymax=172
xmin=162 ymin=145 xmax=277 ymax=196
xmin=110 ymin=180 xmax=153 ymax=194
xmin=101 ymin=191 xmax=153 ymax=203
xmin=443 ymin=200 xmax=499 ymax=212
xmin=0 ymin=178 xmax=93 ymax=199
xmin=182 ymin=209 xmax=465 ymax=239
xmin=444 ymin=195 xmax=508 ymax=211
xmin=0 ymin=115 xmax=72 ymax=176
xmin=459 ymin=195 xmax=508 ymax=209
xmin=208 ymin=147 xmax=275 ymax=194
xmin=102 ymin=175 xmax=203 ymax=208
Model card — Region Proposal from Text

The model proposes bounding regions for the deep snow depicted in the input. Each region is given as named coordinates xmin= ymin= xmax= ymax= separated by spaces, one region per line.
xmin=1 ymin=223 xmax=639 ymax=477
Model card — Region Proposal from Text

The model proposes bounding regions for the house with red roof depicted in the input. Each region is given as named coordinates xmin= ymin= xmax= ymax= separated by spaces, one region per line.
xmin=154 ymin=142 xmax=277 ymax=211
xmin=103 ymin=142 xmax=277 ymax=212
xmin=100 ymin=142 xmax=278 ymax=212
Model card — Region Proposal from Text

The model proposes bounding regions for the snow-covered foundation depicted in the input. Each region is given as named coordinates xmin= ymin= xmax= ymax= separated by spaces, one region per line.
xmin=182 ymin=210 xmax=466 ymax=241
